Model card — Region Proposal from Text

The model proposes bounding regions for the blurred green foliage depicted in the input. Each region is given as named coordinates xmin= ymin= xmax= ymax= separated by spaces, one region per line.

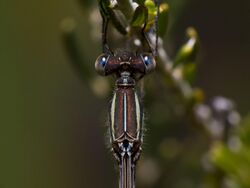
xmin=211 ymin=116 xmax=250 ymax=188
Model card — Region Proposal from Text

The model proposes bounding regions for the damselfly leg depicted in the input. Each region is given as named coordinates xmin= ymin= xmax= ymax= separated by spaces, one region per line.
xmin=142 ymin=0 xmax=160 ymax=57
xmin=101 ymin=14 xmax=112 ymax=54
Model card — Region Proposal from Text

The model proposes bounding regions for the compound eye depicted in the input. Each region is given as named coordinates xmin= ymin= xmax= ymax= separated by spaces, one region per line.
xmin=141 ymin=53 xmax=156 ymax=73
xmin=95 ymin=54 xmax=109 ymax=75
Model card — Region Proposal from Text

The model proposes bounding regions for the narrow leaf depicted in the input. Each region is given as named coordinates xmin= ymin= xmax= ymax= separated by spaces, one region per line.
xmin=144 ymin=0 xmax=157 ymax=14
xmin=108 ymin=8 xmax=128 ymax=35
xmin=173 ymin=27 xmax=199 ymax=68
xmin=182 ymin=63 xmax=197 ymax=84
xmin=158 ymin=3 xmax=169 ymax=37
xmin=131 ymin=5 xmax=148 ymax=27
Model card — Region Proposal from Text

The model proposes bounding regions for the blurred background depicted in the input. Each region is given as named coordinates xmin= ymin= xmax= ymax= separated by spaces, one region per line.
xmin=1 ymin=0 xmax=250 ymax=187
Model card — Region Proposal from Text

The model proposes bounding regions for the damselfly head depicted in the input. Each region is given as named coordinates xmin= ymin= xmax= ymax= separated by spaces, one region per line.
xmin=95 ymin=51 xmax=156 ymax=79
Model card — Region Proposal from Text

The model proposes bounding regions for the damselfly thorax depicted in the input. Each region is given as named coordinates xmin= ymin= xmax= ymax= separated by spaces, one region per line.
xmin=95 ymin=51 xmax=156 ymax=188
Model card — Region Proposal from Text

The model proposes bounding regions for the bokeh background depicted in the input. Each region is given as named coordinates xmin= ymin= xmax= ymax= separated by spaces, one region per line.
xmin=1 ymin=0 xmax=250 ymax=187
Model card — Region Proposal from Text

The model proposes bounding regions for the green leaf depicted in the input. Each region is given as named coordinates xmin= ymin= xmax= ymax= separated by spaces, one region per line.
xmin=210 ymin=115 xmax=250 ymax=188
xmin=182 ymin=63 xmax=197 ymax=84
xmin=117 ymin=0 xmax=134 ymax=20
xmin=239 ymin=115 xmax=250 ymax=146
xmin=108 ymin=8 xmax=128 ymax=35
xmin=131 ymin=5 xmax=148 ymax=27
xmin=172 ymin=28 xmax=199 ymax=83
xmin=158 ymin=3 xmax=169 ymax=37
xmin=143 ymin=0 xmax=157 ymax=31
xmin=144 ymin=0 xmax=157 ymax=14
xmin=211 ymin=143 xmax=250 ymax=188
xmin=173 ymin=27 xmax=199 ymax=68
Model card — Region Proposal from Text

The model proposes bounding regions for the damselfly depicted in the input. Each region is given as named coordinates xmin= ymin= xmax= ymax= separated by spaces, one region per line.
xmin=95 ymin=1 xmax=159 ymax=187
xmin=95 ymin=50 xmax=155 ymax=187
